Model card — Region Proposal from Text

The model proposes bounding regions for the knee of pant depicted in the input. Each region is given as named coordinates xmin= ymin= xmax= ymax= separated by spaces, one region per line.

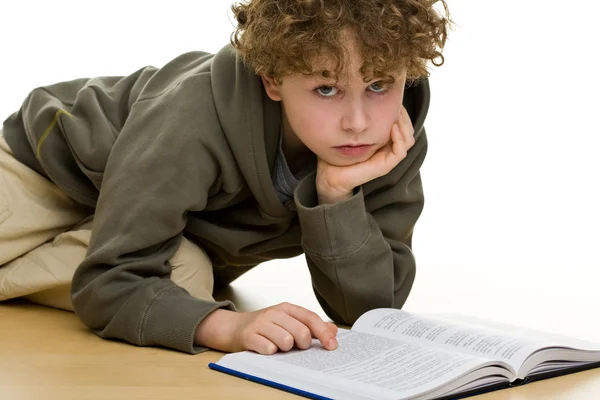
xmin=52 ymin=228 xmax=92 ymax=249
xmin=50 ymin=215 xmax=94 ymax=249
xmin=169 ymin=236 xmax=215 ymax=302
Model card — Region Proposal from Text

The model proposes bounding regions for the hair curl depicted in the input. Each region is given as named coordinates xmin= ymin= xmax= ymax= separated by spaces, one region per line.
xmin=230 ymin=0 xmax=453 ymax=86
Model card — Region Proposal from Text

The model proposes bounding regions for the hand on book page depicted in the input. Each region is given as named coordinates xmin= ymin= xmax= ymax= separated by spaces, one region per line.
xmin=213 ymin=328 xmax=506 ymax=400
xmin=210 ymin=308 xmax=600 ymax=400
xmin=197 ymin=302 xmax=339 ymax=354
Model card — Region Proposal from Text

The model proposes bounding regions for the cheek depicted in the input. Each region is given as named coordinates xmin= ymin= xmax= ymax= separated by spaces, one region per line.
xmin=371 ymin=101 xmax=402 ymax=138
xmin=288 ymin=103 xmax=334 ymax=142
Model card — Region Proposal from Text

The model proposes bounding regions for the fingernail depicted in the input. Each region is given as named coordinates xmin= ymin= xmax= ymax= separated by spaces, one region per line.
xmin=328 ymin=338 xmax=337 ymax=349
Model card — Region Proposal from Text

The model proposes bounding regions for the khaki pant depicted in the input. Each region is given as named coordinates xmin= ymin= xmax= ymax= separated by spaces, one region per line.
xmin=0 ymin=130 xmax=215 ymax=311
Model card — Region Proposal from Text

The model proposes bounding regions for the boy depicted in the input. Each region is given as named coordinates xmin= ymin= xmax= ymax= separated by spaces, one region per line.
xmin=0 ymin=0 xmax=450 ymax=355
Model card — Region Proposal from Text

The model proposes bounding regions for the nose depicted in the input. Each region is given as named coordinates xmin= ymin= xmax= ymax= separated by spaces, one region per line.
xmin=341 ymin=98 xmax=368 ymax=134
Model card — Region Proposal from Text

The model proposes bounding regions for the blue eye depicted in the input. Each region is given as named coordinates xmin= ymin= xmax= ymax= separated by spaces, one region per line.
xmin=369 ymin=82 xmax=387 ymax=93
xmin=314 ymin=82 xmax=388 ymax=100
xmin=316 ymin=86 xmax=339 ymax=97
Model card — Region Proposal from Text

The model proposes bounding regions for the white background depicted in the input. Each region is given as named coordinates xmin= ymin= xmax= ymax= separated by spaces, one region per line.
xmin=1 ymin=1 xmax=598 ymax=340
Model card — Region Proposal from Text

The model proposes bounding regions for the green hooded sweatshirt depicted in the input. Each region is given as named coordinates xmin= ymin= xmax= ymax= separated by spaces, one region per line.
xmin=2 ymin=44 xmax=430 ymax=354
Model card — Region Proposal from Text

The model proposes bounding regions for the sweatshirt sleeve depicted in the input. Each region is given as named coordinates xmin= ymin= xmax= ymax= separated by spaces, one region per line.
xmin=70 ymin=90 xmax=236 ymax=354
xmin=294 ymin=130 xmax=427 ymax=325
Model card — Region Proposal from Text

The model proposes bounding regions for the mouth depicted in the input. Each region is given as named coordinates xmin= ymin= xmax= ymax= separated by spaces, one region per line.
xmin=334 ymin=144 xmax=374 ymax=157
xmin=334 ymin=143 xmax=372 ymax=148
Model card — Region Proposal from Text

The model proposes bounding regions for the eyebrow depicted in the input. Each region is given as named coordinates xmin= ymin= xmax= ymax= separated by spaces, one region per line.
xmin=306 ymin=70 xmax=337 ymax=79
xmin=305 ymin=73 xmax=393 ymax=87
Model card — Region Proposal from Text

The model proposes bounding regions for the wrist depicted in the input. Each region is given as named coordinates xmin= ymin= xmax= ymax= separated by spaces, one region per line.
xmin=194 ymin=308 xmax=239 ymax=352
xmin=317 ymin=189 xmax=353 ymax=204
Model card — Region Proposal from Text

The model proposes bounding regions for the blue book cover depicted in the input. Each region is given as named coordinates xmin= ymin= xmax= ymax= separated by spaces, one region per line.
xmin=208 ymin=362 xmax=334 ymax=400
xmin=209 ymin=360 xmax=600 ymax=400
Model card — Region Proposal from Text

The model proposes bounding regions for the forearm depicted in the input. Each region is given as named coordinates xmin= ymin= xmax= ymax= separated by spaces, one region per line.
xmin=69 ymin=93 xmax=238 ymax=354
xmin=304 ymin=213 xmax=416 ymax=325
xmin=294 ymin=134 xmax=426 ymax=324
xmin=72 ymin=257 xmax=236 ymax=354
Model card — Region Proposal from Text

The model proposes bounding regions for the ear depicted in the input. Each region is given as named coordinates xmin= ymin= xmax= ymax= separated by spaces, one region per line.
xmin=260 ymin=75 xmax=282 ymax=101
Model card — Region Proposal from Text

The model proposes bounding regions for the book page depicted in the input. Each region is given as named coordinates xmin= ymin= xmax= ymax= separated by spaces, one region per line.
xmin=217 ymin=329 xmax=511 ymax=400
xmin=430 ymin=312 xmax=600 ymax=351
xmin=352 ymin=308 xmax=551 ymax=372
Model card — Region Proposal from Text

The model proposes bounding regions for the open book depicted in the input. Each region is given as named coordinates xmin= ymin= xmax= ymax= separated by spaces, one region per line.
xmin=209 ymin=308 xmax=600 ymax=400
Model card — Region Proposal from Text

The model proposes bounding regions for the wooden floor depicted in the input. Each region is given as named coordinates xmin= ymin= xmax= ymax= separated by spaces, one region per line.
xmin=1 ymin=258 xmax=599 ymax=400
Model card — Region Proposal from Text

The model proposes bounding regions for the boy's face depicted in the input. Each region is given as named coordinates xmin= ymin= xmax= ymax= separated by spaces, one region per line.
xmin=261 ymin=36 xmax=407 ymax=168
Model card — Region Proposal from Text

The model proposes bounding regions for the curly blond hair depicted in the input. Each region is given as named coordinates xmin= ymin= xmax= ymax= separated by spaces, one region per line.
xmin=230 ymin=0 xmax=453 ymax=86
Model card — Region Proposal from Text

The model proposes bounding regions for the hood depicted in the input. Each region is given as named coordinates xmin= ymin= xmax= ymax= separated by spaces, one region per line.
xmin=211 ymin=44 xmax=289 ymax=220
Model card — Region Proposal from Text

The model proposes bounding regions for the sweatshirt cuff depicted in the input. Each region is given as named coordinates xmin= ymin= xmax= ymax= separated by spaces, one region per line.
xmin=294 ymin=172 xmax=370 ymax=258
xmin=140 ymin=285 xmax=236 ymax=354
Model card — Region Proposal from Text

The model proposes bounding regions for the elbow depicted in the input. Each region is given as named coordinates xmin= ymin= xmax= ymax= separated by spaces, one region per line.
xmin=69 ymin=263 xmax=112 ymax=331
xmin=393 ymin=258 xmax=416 ymax=309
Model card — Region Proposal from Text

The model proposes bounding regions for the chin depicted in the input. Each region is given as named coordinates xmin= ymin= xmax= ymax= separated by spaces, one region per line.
xmin=331 ymin=155 xmax=372 ymax=167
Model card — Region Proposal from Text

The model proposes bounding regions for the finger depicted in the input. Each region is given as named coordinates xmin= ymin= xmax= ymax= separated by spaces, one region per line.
xmin=390 ymin=124 xmax=407 ymax=164
xmin=391 ymin=122 xmax=402 ymax=144
xmin=269 ymin=310 xmax=315 ymax=350
xmin=348 ymin=135 xmax=400 ymax=184
xmin=327 ymin=322 xmax=339 ymax=336
xmin=246 ymin=333 xmax=279 ymax=355
xmin=399 ymin=107 xmax=415 ymax=148
xmin=280 ymin=303 xmax=338 ymax=350
xmin=255 ymin=319 xmax=298 ymax=352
